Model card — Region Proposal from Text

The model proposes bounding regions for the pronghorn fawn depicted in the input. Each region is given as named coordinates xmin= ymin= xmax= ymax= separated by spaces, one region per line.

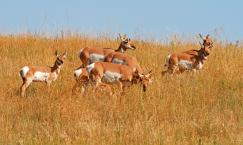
xmin=79 ymin=34 xmax=136 ymax=67
xmin=104 ymin=52 xmax=143 ymax=74
xmin=86 ymin=62 xmax=152 ymax=93
xmin=19 ymin=51 xmax=67 ymax=97
xmin=162 ymin=34 xmax=213 ymax=74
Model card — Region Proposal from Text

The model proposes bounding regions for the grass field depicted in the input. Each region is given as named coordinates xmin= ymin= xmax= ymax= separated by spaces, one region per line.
xmin=0 ymin=34 xmax=242 ymax=145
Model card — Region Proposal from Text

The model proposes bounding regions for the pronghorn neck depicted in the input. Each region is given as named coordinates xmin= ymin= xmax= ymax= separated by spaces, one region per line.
xmin=196 ymin=48 xmax=206 ymax=63
xmin=115 ymin=45 xmax=125 ymax=53
xmin=51 ymin=65 xmax=60 ymax=73
xmin=51 ymin=62 xmax=61 ymax=74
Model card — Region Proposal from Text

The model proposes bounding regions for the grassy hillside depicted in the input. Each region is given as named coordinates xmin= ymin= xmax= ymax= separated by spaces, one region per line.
xmin=0 ymin=34 xmax=242 ymax=145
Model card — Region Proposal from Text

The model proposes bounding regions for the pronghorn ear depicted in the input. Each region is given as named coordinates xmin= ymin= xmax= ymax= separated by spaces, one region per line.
xmin=146 ymin=70 xmax=153 ymax=77
xmin=206 ymin=34 xmax=210 ymax=39
xmin=133 ymin=69 xmax=139 ymax=76
xmin=63 ymin=51 xmax=67 ymax=58
xmin=119 ymin=33 xmax=127 ymax=41
xmin=55 ymin=50 xmax=59 ymax=57
xmin=119 ymin=33 xmax=123 ymax=40
xmin=199 ymin=33 xmax=204 ymax=40
xmin=138 ymin=73 xmax=144 ymax=78
xmin=62 ymin=51 xmax=67 ymax=59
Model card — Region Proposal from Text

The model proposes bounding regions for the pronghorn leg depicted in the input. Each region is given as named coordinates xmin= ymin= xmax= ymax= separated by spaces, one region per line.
xmin=169 ymin=64 xmax=179 ymax=75
xmin=20 ymin=82 xmax=25 ymax=97
xmin=93 ymin=77 xmax=102 ymax=92
xmin=192 ymin=69 xmax=197 ymax=73
xmin=72 ymin=82 xmax=86 ymax=96
xmin=179 ymin=68 xmax=186 ymax=74
xmin=161 ymin=70 xmax=168 ymax=76
xmin=117 ymin=81 xmax=123 ymax=91
xmin=45 ymin=80 xmax=52 ymax=94
xmin=20 ymin=79 xmax=32 ymax=97
xmin=95 ymin=82 xmax=109 ymax=91
xmin=72 ymin=82 xmax=80 ymax=95
xmin=117 ymin=81 xmax=126 ymax=95
xmin=46 ymin=80 xmax=51 ymax=87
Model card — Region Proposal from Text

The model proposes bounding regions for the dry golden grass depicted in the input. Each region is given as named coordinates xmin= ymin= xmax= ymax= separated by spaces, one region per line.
xmin=0 ymin=34 xmax=242 ymax=145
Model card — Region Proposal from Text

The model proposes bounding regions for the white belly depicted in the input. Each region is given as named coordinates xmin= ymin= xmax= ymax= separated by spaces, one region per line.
xmin=90 ymin=54 xmax=105 ymax=63
xmin=33 ymin=71 xmax=50 ymax=81
xmin=112 ymin=58 xmax=127 ymax=65
xmin=103 ymin=71 xmax=122 ymax=83
xmin=178 ymin=60 xmax=193 ymax=70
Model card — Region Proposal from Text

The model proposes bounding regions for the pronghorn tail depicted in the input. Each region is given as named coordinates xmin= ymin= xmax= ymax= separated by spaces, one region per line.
xmin=19 ymin=66 xmax=29 ymax=78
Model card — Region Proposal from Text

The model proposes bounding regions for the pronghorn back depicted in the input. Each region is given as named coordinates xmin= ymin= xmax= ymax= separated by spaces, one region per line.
xmin=104 ymin=52 xmax=143 ymax=73
xmin=79 ymin=34 xmax=136 ymax=67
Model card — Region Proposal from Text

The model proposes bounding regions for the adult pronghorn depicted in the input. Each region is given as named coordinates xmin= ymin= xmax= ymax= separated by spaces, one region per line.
xmin=86 ymin=62 xmax=152 ymax=92
xmin=19 ymin=51 xmax=67 ymax=97
xmin=163 ymin=34 xmax=213 ymax=74
xmin=104 ymin=52 xmax=143 ymax=74
xmin=79 ymin=34 xmax=136 ymax=67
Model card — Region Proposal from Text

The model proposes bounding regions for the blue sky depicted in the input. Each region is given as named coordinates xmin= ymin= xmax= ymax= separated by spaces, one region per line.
xmin=0 ymin=0 xmax=242 ymax=41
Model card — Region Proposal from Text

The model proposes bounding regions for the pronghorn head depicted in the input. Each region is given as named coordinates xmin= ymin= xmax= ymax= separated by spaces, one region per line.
xmin=54 ymin=51 xmax=67 ymax=68
xmin=118 ymin=33 xmax=136 ymax=52
xmin=134 ymin=70 xmax=153 ymax=92
xmin=199 ymin=34 xmax=213 ymax=60
xmin=201 ymin=45 xmax=212 ymax=60
xmin=199 ymin=34 xmax=213 ymax=48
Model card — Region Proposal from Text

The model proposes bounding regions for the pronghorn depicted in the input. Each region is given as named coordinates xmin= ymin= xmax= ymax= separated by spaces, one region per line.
xmin=86 ymin=62 xmax=152 ymax=92
xmin=72 ymin=66 xmax=89 ymax=94
xmin=19 ymin=51 xmax=67 ymax=97
xmin=73 ymin=66 xmax=113 ymax=95
xmin=163 ymin=34 xmax=213 ymax=74
xmin=79 ymin=34 xmax=136 ymax=67
xmin=104 ymin=52 xmax=143 ymax=74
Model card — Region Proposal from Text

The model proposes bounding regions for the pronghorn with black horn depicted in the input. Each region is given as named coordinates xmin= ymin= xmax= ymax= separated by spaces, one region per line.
xmin=85 ymin=62 xmax=152 ymax=92
xmin=19 ymin=51 xmax=67 ymax=97
xmin=163 ymin=34 xmax=213 ymax=74
xmin=79 ymin=34 xmax=136 ymax=67
xmin=104 ymin=52 xmax=143 ymax=74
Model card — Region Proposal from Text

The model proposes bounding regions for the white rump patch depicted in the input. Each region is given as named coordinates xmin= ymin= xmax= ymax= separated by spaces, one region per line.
xmin=33 ymin=71 xmax=50 ymax=82
xmin=103 ymin=71 xmax=122 ymax=83
xmin=164 ymin=54 xmax=171 ymax=67
xmin=74 ymin=68 xmax=82 ymax=78
xmin=178 ymin=60 xmax=193 ymax=70
xmin=112 ymin=58 xmax=126 ymax=65
xmin=86 ymin=63 xmax=95 ymax=74
xmin=20 ymin=66 xmax=29 ymax=77
xmin=90 ymin=54 xmax=105 ymax=63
